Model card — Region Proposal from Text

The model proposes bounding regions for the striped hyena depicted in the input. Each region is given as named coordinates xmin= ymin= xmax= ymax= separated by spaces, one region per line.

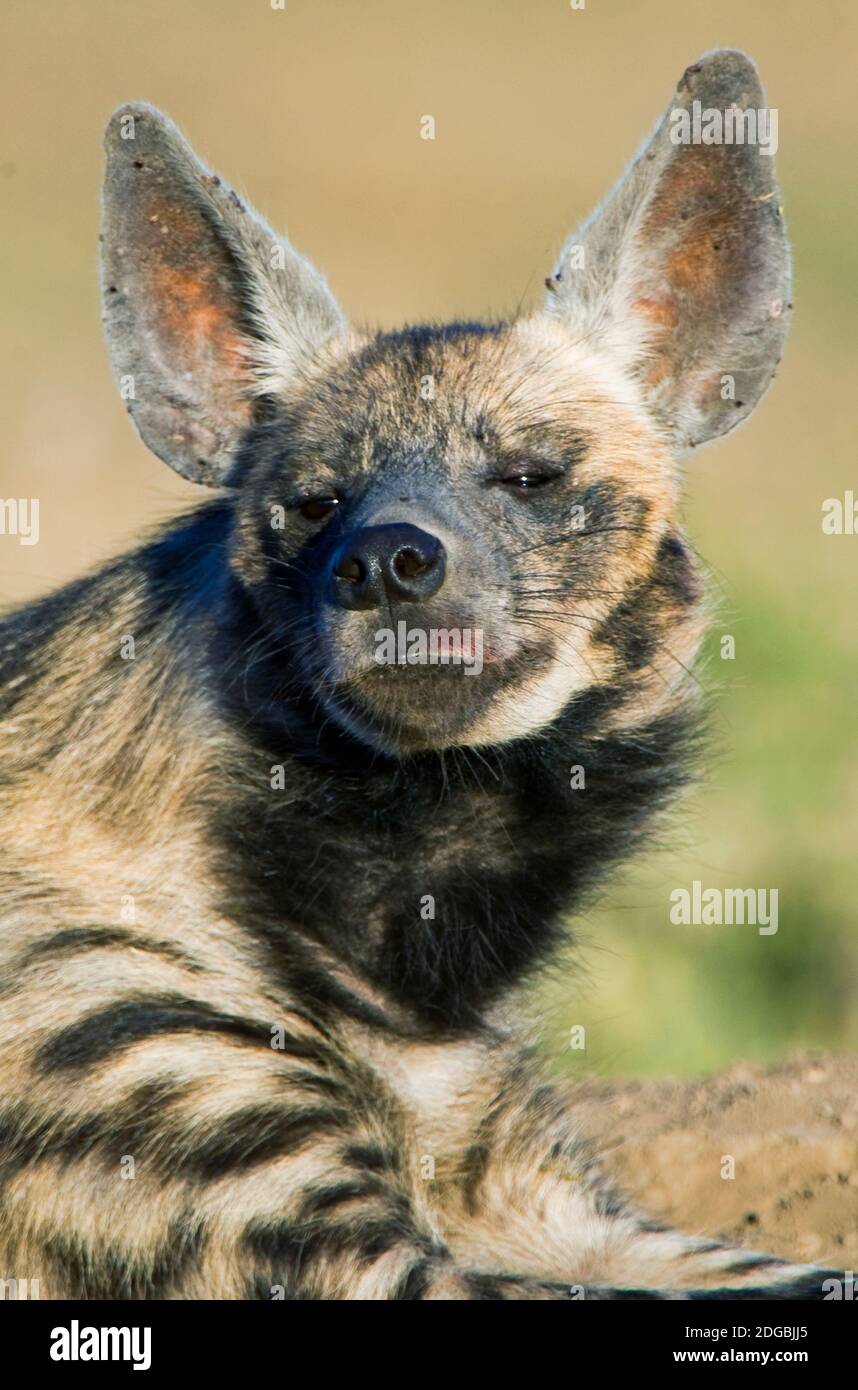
xmin=0 ymin=50 xmax=842 ymax=1300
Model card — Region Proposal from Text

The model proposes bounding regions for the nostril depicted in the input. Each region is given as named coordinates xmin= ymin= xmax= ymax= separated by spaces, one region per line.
xmin=335 ymin=555 xmax=365 ymax=585
xmin=331 ymin=525 xmax=444 ymax=609
xmin=393 ymin=547 xmax=430 ymax=579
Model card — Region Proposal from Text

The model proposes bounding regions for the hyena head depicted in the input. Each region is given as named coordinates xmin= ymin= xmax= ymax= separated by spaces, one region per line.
xmin=101 ymin=50 xmax=789 ymax=757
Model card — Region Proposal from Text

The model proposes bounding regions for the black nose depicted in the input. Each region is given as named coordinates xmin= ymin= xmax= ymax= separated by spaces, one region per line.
xmin=331 ymin=523 xmax=446 ymax=611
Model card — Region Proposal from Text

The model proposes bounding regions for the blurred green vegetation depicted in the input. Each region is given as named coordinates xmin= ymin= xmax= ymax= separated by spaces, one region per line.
xmin=543 ymin=587 xmax=858 ymax=1078
xmin=1 ymin=0 xmax=855 ymax=1076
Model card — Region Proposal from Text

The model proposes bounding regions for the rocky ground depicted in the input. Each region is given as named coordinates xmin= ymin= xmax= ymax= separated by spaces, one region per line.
xmin=573 ymin=1054 xmax=858 ymax=1269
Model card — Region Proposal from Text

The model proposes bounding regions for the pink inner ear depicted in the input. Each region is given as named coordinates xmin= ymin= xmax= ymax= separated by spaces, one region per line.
xmin=152 ymin=262 xmax=252 ymax=377
xmin=649 ymin=149 xmax=742 ymax=302
xmin=630 ymin=298 xmax=679 ymax=388
xmin=631 ymin=297 xmax=679 ymax=326
xmin=140 ymin=191 xmax=254 ymax=403
xmin=630 ymin=146 xmax=745 ymax=388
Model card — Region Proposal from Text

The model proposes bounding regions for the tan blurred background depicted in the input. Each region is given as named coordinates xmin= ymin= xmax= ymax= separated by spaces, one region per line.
xmin=1 ymin=0 xmax=856 ymax=1076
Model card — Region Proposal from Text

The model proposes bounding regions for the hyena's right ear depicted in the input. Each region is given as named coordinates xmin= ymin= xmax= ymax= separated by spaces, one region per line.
xmin=101 ymin=104 xmax=345 ymax=485
xmin=544 ymin=50 xmax=791 ymax=452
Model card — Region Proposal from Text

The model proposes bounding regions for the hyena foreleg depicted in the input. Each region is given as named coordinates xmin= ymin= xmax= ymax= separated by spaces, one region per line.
xmin=0 ymin=990 xmax=581 ymax=1300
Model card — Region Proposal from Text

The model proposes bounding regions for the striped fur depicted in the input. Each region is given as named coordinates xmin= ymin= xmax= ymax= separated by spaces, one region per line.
xmin=1 ymin=51 xmax=843 ymax=1300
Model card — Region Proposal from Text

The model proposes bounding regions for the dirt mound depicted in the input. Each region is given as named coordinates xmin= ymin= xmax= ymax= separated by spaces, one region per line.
xmin=573 ymin=1054 xmax=858 ymax=1267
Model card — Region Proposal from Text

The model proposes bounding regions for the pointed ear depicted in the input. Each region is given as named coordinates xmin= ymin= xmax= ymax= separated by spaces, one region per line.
xmin=101 ymin=103 xmax=345 ymax=485
xmin=544 ymin=50 xmax=791 ymax=451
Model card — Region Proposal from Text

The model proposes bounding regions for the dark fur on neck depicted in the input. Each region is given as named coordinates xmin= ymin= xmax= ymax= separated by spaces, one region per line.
xmin=3 ymin=503 xmax=701 ymax=1039
xmin=216 ymin=693 xmax=698 ymax=1036
xmin=143 ymin=506 xmax=701 ymax=1037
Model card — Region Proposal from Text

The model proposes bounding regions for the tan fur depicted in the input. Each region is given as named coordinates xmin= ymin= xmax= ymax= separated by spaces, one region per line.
xmin=0 ymin=52 xmax=817 ymax=1302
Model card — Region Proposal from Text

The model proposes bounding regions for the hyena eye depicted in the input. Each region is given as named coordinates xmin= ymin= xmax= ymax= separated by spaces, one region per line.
xmin=500 ymin=472 xmax=555 ymax=492
xmin=299 ymin=497 xmax=340 ymax=522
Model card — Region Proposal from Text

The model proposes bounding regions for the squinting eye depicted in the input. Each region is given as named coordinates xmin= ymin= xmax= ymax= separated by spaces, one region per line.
xmin=299 ymin=496 xmax=339 ymax=521
xmin=501 ymin=473 xmax=553 ymax=491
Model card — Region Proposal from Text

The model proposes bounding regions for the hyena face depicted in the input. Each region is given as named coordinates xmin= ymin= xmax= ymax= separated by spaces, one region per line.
xmin=228 ymin=320 xmax=680 ymax=753
xmin=102 ymin=50 xmax=789 ymax=755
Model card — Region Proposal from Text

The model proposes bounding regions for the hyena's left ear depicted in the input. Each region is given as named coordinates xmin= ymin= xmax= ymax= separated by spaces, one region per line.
xmin=101 ymin=103 xmax=345 ymax=485
xmin=545 ymin=50 xmax=790 ymax=451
